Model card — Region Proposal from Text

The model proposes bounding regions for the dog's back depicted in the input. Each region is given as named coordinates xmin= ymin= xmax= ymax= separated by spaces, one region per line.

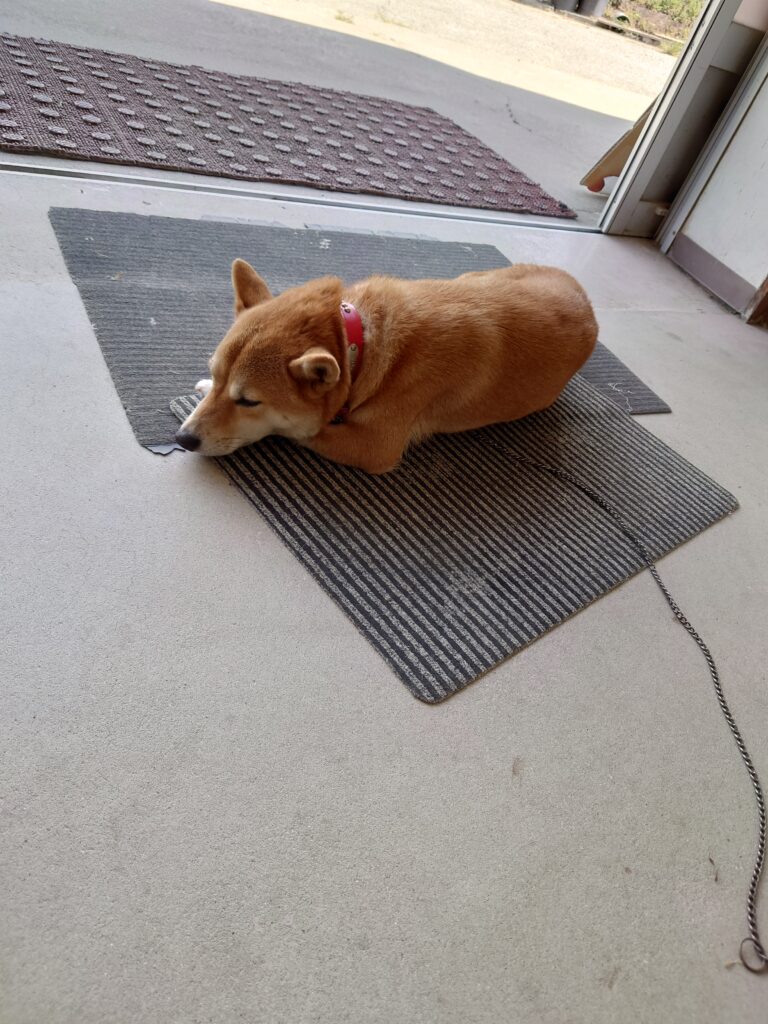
xmin=347 ymin=264 xmax=598 ymax=439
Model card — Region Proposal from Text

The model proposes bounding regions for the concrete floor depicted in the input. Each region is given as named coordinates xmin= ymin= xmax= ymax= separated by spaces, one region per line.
xmin=0 ymin=0 xmax=641 ymax=223
xmin=1 ymin=169 xmax=767 ymax=1023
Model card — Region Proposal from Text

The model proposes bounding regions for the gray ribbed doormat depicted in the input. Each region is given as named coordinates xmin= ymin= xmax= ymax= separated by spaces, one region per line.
xmin=172 ymin=383 xmax=736 ymax=703
xmin=580 ymin=342 xmax=670 ymax=416
xmin=49 ymin=209 xmax=669 ymax=449
xmin=1 ymin=33 xmax=574 ymax=218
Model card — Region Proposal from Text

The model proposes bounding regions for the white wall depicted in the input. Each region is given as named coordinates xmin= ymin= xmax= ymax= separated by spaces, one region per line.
xmin=681 ymin=70 xmax=768 ymax=290
xmin=736 ymin=0 xmax=768 ymax=32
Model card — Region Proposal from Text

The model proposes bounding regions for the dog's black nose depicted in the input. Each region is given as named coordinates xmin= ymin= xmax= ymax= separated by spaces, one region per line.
xmin=175 ymin=430 xmax=201 ymax=452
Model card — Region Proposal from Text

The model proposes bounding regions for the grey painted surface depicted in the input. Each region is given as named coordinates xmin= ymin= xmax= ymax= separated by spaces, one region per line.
xmin=1 ymin=172 xmax=767 ymax=1023
xmin=669 ymin=231 xmax=756 ymax=313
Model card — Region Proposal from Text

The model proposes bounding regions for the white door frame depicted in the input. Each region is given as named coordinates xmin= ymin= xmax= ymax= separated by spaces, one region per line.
xmin=599 ymin=0 xmax=744 ymax=237
xmin=657 ymin=33 xmax=768 ymax=252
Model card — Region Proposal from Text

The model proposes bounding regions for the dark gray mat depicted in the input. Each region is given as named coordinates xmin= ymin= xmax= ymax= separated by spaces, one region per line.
xmin=1 ymin=33 xmax=573 ymax=218
xmin=581 ymin=341 xmax=670 ymax=416
xmin=49 ymin=209 xmax=670 ymax=449
xmin=171 ymin=383 xmax=736 ymax=702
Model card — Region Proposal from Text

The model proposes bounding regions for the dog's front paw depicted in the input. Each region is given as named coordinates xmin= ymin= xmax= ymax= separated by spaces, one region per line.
xmin=195 ymin=378 xmax=213 ymax=397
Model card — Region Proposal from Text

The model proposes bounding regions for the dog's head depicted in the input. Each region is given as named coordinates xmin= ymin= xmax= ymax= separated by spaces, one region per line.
xmin=176 ymin=260 xmax=348 ymax=456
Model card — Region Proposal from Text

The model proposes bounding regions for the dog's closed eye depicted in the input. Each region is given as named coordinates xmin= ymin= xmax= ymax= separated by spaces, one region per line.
xmin=235 ymin=397 xmax=262 ymax=408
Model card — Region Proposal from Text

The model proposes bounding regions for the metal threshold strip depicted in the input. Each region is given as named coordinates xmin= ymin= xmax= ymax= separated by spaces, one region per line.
xmin=0 ymin=152 xmax=599 ymax=233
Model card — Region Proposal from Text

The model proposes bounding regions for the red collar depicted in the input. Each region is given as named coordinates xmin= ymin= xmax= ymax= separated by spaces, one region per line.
xmin=331 ymin=301 xmax=365 ymax=424
xmin=340 ymin=301 xmax=364 ymax=381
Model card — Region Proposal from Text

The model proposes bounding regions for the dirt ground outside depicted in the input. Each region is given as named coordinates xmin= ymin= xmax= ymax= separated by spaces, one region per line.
xmin=214 ymin=0 xmax=678 ymax=119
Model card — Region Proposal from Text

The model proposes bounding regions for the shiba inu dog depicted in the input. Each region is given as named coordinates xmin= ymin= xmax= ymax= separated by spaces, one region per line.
xmin=176 ymin=259 xmax=597 ymax=474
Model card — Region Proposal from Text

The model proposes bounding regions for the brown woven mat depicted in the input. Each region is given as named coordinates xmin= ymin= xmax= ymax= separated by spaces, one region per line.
xmin=0 ymin=33 xmax=575 ymax=218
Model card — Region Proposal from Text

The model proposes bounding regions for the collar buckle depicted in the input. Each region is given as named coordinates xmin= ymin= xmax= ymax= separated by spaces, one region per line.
xmin=332 ymin=301 xmax=365 ymax=425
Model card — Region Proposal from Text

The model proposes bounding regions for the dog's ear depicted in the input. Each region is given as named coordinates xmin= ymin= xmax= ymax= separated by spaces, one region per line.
xmin=288 ymin=346 xmax=341 ymax=392
xmin=232 ymin=259 xmax=272 ymax=315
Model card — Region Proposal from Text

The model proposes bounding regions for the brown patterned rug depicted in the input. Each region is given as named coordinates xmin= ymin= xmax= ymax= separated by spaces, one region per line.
xmin=0 ymin=33 xmax=575 ymax=218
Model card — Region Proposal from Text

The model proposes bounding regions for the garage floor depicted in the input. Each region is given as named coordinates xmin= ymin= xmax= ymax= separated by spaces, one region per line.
xmin=1 ymin=167 xmax=767 ymax=1023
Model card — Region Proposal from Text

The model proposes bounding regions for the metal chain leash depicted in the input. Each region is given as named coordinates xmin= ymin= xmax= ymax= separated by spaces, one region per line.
xmin=485 ymin=439 xmax=767 ymax=972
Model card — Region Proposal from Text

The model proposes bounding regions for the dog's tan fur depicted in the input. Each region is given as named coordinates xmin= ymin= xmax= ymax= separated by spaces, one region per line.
xmin=177 ymin=259 xmax=598 ymax=473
